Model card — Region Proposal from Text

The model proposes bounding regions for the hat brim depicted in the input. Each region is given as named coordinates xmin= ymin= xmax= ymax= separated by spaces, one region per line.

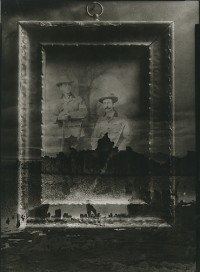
xmin=99 ymin=96 xmax=118 ymax=103
xmin=56 ymin=81 xmax=74 ymax=87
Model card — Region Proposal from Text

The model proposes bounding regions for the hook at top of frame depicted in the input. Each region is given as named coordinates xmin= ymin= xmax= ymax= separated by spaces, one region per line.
xmin=86 ymin=2 xmax=104 ymax=21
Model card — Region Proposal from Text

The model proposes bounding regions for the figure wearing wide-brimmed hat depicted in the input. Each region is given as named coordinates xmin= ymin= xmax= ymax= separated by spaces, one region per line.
xmin=54 ymin=74 xmax=88 ymax=152
xmin=56 ymin=74 xmax=74 ymax=87
xmin=98 ymin=93 xmax=118 ymax=104
xmin=91 ymin=93 xmax=131 ymax=150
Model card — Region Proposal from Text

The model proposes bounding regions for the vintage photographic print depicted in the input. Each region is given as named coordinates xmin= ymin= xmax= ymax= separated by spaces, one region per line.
xmin=1 ymin=1 xmax=199 ymax=272
xmin=41 ymin=44 xmax=151 ymax=206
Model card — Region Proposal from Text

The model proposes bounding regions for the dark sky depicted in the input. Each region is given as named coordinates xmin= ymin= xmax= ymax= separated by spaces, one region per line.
xmin=1 ymin=1 xmax=199 ymax=159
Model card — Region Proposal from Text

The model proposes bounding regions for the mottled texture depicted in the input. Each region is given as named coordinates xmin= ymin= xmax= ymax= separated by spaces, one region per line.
xmin=1 ymin=225 xmax=196 ymax=272
xmin=1 ymin=1 xmax=198 ymax=271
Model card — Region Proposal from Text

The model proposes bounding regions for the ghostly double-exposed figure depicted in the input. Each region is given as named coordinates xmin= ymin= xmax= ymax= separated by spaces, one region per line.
xmin=55 ymin=75 xmax=131 ymax=152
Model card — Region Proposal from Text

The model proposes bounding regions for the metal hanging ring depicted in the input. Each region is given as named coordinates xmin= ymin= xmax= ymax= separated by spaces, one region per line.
xmin=86 ymin=2 xmax=103 ymax=20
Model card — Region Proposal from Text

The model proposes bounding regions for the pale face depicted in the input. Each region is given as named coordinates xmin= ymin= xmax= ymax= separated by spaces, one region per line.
xmin=102 ymin=98 xmax=114 ymax=113
xmin=59 ymin=83 xmax=72 ymax=96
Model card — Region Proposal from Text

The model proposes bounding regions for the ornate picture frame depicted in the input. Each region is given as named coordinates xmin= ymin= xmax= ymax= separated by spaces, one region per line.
xmin=18 ymin=21 xmax=175 ymax=228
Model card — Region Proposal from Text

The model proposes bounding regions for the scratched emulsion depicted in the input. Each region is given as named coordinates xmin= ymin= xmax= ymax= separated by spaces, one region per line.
xmin=41 ymin=175 xmax=171 ymax=204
